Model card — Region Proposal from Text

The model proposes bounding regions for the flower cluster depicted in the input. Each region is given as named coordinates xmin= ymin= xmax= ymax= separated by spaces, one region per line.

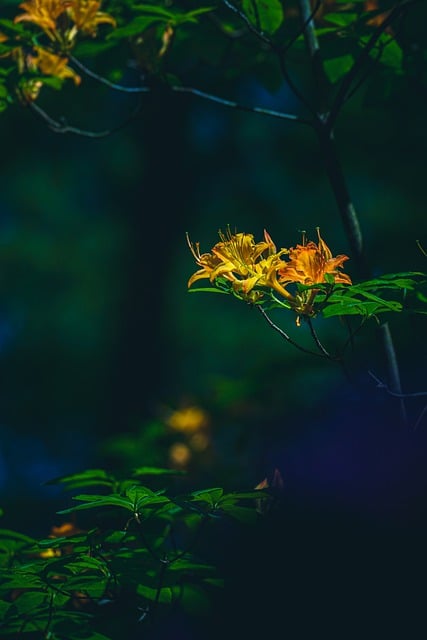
xmin=1 ymin=0 xmax=116 ymax=102
xmin=14 ymin=0 xmax=116 ymax=46
xmin=187 ymin=227 xmax=352 ymax=325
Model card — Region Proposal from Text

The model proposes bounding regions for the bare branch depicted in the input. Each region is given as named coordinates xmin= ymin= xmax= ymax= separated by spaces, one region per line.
xmin=70 ymin=55 xmax=151 ymax=93
xmin=27 ymin=98 xmax=142 ymax=137
xmin=171 ymin=85 xmax=307 ymax=123
xmin=368 ymin=370 xmax=427 ymax=399
xmin=222 ymin=0 xmax=318 ymax=120
xmin=69 ymin=56 xmax=309 ymax=124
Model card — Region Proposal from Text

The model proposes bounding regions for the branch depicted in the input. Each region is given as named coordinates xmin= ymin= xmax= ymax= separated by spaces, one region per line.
xmin=170 ymin=85 xmax=307 ymax=123
xmin=306 ymin=316 xmax=332 ymax=358
xmin=222 ymin=0 xmax=318 ymax=119
xmin=368 ymin=370 xmax=427 ymax=399
xmin=69 ymin=55 xmax=151 ymax=93
xmin=297 ymin=0 xmax=409 ymax=426
xmin=71 ymin=56 xmax=309 ymax=124
xmin=257 ymin=306 xmax=328 ymax=358
xmin=27 ymin=97 xmax=142 ymax=137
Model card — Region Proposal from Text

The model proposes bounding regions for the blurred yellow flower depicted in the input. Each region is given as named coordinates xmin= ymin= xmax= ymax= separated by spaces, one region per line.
xmin=169 ymin=442 xmax=191 ymax=468
xmin=166 ymin=405 xmax=209 ymax=433
xmin=189 ymin=431 xmax=210 ymax=451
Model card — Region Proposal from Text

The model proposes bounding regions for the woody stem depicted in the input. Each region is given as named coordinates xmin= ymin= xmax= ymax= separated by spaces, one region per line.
xmin=297 ymin=0 xmax=408 ymax=426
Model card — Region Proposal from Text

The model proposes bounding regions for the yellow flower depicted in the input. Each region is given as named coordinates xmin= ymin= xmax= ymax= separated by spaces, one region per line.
xmin=14 ymin=0 xmax=67 ymax=40
xmin=187 ymin=228 xmax=290 ymax=299
xmin=14 ymin=0 xmax=116 ymax=46
xmin=65 ymin=0 xmax=117 ymax=37
xmin=30 ymin=46 xmax=81 ymax=84
xmin=186 ymin=232 xmax=228 ymax=287
xmin=166 ymin=405 xmax=209 ymax=433
xmin=278 ymin=228 xmax=351 ymax=287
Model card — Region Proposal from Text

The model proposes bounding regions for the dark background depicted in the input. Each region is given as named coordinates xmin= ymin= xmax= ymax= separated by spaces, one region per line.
xmin=0 ymin=22 xmax=426 ymax=635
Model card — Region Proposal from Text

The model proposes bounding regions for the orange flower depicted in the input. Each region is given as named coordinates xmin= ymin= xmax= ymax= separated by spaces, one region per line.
xmin=277 ymin=228 xmax=351 ymax=324
xmin=278 ymin=228 xmax=351 ymax=287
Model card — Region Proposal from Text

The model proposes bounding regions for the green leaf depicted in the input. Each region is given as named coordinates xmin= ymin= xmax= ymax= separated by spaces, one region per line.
xmin=126 ymin=485 xmax=170 ymax=510
xmin=168 ymin=559 xmax=217 ymax=573
xmin=323 ymin=54 xmax=354 ymax=83
xmin=219 ymin=505 xmax=258 ymax=523
xmin=11 ymin=591 xmax=48 ymax=615
xmin=137 ymin=583 xmax=173 ymax=603
xmin=44 ymin=468 xmax=116 ymax=490
xmin=57 ymin=494 xmax=133 ymax=514
xmin=242 ymin=0 xmax=284 ymax=34
xmin=132 ymin=466 xmax=186 ymax=477
xmin=107 ymin=15 xmax=164 ymax=40
xmin=322 ymin=299 xmax=402 ymax=318
xmin=173 ymin=583 xmax=211 ymax=615
xmin=188 ymin=287 xmax=228 ymax=294
xmin=360 ymin=33 xmax=403 ymax=71
xmin=323 ymin=12 xmax=359 ymax=27
xmin=190 ymin=488 xmax=224 ymax=506
xmin=73 ymin=39 xmax=118 ymax=57
xmin=132 ymin=4 xmax=176 ymax=18
xmin=0 ymin=529 xmax=37 ymax=544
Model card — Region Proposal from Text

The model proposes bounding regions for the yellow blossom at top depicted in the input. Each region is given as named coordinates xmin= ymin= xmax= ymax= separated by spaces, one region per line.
xmin=278 ymin=228 xmax=352 ymax=287
xmin=14 ymin=0 xmax=67 ymax=39
xmin=14 ymin=0 xmax=116 ymax=46
xmin=66 ymin=0 xmax=117 ymax=37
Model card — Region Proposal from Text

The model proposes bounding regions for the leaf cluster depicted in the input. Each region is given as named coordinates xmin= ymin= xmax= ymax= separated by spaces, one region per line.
xmin=0 ymin=467 xmax=268 ymax=639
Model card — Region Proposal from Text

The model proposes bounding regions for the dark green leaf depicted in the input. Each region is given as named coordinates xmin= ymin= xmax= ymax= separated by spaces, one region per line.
xmin=242 ymin=0 xmax=284 ymax=34
xmin=323 ymin=12 xmax=359 ymax=27
xmin=132 ymin=466 xmax=186 ymax=476
xmin=323 ymin=54 xmax=354 ymax=83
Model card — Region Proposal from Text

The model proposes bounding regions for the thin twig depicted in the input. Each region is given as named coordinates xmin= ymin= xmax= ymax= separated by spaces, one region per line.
xmin=27 ymin=97 xmax=142 ymax=137
xmin=414 ymin=404 xmax=427 ymax=430
xmin=67 ymin=56 xmax=309 ymax=124
xmin=257 ymin=306 xmax=327 ymax=357
xmin=70 ymin=55 xmax=151 ymax=93
xmin=171 ymin=85 xmax=307 ymax=123
xmin=222 ymin=0 xmax=318 ymax=119
xmin=306 ymin=316 xmax=332 ymax=358
xmin=368 ymin=370 xmax=427 ymax=398
xmin=222 ymin=0 xmax=272 ymax=45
